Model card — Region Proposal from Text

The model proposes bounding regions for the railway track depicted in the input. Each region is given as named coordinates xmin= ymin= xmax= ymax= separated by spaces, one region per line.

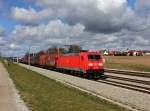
xmin=105 ymin=68 xmax=150 ymax=78
xmin=39 ymin=66 xmax=150 ymax=95
xmin=106 ymin=75 xmax=150 ymax=85
xmin=98 ymin=69 xmax=150 ymax=95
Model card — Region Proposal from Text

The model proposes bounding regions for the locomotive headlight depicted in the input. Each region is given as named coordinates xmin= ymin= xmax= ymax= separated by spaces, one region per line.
xmin=88 ymin=63 xmax=93 ymax=66
xmin=98 ymin=63 xmax=103 ymax=66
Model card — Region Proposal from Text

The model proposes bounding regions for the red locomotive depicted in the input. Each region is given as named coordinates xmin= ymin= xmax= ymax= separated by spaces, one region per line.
xmin=21 ymin=51 xmax=104 ymax=78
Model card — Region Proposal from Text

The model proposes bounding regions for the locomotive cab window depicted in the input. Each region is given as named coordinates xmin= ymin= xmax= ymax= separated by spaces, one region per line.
xmin=88 ymin=55 xmax=101 ymax=60
xmin=95 ymin=55 xmax=101 ymax=60
xmin=88 ymin=55 xmax=94 ymax=60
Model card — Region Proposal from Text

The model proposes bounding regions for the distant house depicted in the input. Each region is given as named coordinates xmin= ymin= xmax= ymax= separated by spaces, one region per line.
xmin=99 ymin=50 xmax=107 ymax=56
xmin=108 ymin=50 xmax=114 ymax=56
xmin=99 ymin=49 xmax=146 ymax=56
xmin=143 ymin=50 xmax=150 ymax=56
xmin=127 ymin=50 xmax=144 ymax=56
xmin=103 ymin=50 xmax=109 ymax=55
xmin=145 ymin=53 xmax=150 ymax=55
xmin=99 ymin=50 xmax=114 ymax=56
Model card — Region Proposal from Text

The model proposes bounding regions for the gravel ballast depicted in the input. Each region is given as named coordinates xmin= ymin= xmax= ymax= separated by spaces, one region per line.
xmin=19 ymin=63 xmax=150 ymax=111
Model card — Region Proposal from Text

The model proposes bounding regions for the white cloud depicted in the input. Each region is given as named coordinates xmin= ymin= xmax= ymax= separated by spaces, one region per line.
xmin=11 ymin=20 xmax=85 ymax=52
xmin=11 ymin=0 xmax=132 ymax=33
xmin=8 ymin=17 xmax=150 ymax=56
xmin=11 ymin=7 xmax=52 ymax=24
xmin=10 ymin=43 xmax=20 ymax=49
xmin=96 ymin=0 xmax=126 ymax=13
xmin=4 ymin=0 xmax=150 ymax=56
xmin=12 ymin=0 xmax=149 ymax=34
xmin=0 ymin=37 xmax=6 ymax=46
xmin=134 ymin=36 xmax=149 ymax=46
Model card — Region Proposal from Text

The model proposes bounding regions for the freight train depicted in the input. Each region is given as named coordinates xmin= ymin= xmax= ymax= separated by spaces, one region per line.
xmin=21 ymin=51 xmax=104 ymax=78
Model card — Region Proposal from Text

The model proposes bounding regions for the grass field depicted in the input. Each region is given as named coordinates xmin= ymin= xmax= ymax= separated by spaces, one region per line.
xmin=103 ymin=56 xmax=150 ymax=72
xmin=3 ymin=62 xmax=129 ymax=111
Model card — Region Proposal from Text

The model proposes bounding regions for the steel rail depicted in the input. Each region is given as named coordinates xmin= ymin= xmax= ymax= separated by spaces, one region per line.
xmin=105 ymin=69 xmax=150 ymax=78
xmin=97 ymin=80 xmax=150 ymax=95
xmin=106 ymin=75 xmax=150 ymax=85
xmin=102 ymin=79 xmax=150 ymax=91
xmin=97 ymin=70 xmax=150 ymax=94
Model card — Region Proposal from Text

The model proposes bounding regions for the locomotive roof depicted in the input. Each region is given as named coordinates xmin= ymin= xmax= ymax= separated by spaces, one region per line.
xmin=63 ymin=52 xmax=101 ymax=56
xmin=64 ymin=53 xmax=80 ymax=56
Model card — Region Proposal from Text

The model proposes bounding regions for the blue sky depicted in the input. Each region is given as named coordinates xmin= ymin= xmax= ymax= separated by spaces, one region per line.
xmin=0 ymin=0 xmax=37 ymax=35
xmin=0 ymin=0 xmax=39 ymax=30
xmin=127 ymin=0 xmax=135 ymax=7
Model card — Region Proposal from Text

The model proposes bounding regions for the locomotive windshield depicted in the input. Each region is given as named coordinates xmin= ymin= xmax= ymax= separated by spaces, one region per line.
xmin=88 ymin=55 xmax=101 ymax=60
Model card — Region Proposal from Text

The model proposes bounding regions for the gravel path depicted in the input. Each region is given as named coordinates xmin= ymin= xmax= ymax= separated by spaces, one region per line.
xmin=0 ymin=63 xmax=29 ymax=111
xmin=19 ymin=63 xmax=150 ymax=111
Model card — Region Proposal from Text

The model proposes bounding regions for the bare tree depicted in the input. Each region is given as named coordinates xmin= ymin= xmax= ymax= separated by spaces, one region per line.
xmin=68 ymin=44 xmax=81 ymax=53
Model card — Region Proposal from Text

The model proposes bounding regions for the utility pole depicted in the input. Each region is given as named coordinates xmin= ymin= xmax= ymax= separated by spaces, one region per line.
xmin=57 ymin=47 xmax=60 ymax=57
xmin=28 ymin=43 xmax=31 ymax=69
